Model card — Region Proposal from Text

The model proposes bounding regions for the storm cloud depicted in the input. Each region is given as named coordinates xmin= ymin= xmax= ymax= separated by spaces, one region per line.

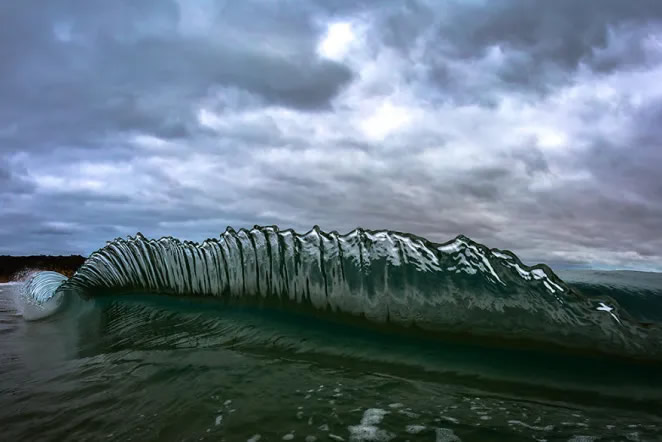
xmin=1 ymin=0 xmax=661 ymax=271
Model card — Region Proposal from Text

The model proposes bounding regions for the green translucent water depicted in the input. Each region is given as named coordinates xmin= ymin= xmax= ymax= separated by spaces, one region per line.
xmin=5 ymin=228 xmax=662 ymax=440
xmin=2 ymin=280 xmax=662 ymax=441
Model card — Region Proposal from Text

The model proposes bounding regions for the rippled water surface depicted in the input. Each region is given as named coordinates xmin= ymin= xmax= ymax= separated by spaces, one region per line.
xmin=2 ymin=277 xmax=662 ymax=441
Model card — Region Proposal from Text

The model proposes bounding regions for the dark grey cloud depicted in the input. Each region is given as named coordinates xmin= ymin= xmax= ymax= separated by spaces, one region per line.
xmin=0 ymin=0 xmax=352 ymax=153
xmin=0 ymin=157 xmax=33 ymax=194
xmin=398 ymin=0 xmax=662 ymax=103
xmin=1 ymin=0 xmax=661 ymax=271
xmin=444 ymin=0 xmax=662 ymax=67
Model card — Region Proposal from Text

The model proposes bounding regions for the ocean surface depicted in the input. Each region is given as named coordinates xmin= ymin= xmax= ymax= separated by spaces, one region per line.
xmin=1 ymin=226 xmax=661 ymax=441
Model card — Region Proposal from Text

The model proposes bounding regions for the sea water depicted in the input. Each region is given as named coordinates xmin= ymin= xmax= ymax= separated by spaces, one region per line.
xmin=1 ymin=226 xmax=661 ymax=441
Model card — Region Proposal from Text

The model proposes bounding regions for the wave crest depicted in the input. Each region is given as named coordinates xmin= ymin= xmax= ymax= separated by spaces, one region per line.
xmin=51 ymin=225 xmax=660 ymax=359
xmin=20 ymin=271 xmax=68 ymax=320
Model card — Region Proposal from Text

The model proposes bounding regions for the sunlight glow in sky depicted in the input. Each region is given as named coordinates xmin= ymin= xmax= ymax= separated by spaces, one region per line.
xmin=317 ymin=22 xmax=355 ymax=61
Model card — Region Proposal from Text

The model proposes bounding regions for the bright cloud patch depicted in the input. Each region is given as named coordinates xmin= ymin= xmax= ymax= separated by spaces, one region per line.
xmin=317 ymin=22 xmax=355 ymax=61
xmin=360 ymin=102 xmax=413 ymax=140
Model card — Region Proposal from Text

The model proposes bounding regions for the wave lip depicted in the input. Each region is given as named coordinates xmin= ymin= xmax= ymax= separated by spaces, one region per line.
xmin=58 ymin=225 xmax=660 ymax=359
xmin=20 ymin=271 xmax=68 ymax=320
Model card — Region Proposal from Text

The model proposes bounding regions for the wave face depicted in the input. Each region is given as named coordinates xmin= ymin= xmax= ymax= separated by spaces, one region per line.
xmin=20 ymin=271 xmax=68 ymax=320
xmin=54 ymin=226 xmax=660 ymax=359
xmin=560 ymin=270 xmax=662 ymax=323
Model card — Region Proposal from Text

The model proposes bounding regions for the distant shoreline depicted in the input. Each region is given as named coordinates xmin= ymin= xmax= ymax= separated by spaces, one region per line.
xmin=0 ymin=256 xmax=86 ymax=283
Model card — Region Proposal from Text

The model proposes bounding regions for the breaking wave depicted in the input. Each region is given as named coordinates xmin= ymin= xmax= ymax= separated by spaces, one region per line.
xmin=23 ymin=226 xmax=662 ymax=360
xmin=20 ymin=271 xmax=68 ymax=320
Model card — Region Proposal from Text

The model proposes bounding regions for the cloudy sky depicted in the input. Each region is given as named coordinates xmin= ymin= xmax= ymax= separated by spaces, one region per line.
xmin=1 ymin=0 xmax=662 ymax=271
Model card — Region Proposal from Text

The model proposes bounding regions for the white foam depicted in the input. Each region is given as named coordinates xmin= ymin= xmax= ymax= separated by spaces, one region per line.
xmin=360 ymin=408 xmax=388 ymax=426
xmin=405 ymin=425 xmax=426 ymax=434
xmin=435 ymin=427 xmax=461 ymax=442
xmin=439 ymin=416 xmax=459 ymax=424
xmin=532 ymin=268 xmax=564 ymax=292
xmin=511 ymin=263 xmax=532 ymax=280
xmin=438 ymin=240 xmax=463 ymax=254
xmin=397 ymin=409 xmax=419 ymax=418
xmin=348 ymin=408 xmax=393 ymax=441
xmin=467 ymin=245 xmax=504 ymax=285
xmin=626 ymin=432 xmax=640 ymax=441
xmin=502 ymin=263 xmax=564 ymax=294
xmin=247 ymin=435 xmax=261 ymax=442
xmin=491 ymin=251 xmax=511 ymax=260
xmin=531 ymin=269 xmax=546 ymax=279
xmin=597 ymin=302 xmax=613 ymax=312
xmin=347 ymin=426 xmax=393 ymax=441
xmin=597 ymin=302 xmax=621 ymax=323
xmin=508 ymin=420 xmax=554 ymax=431
xmin=543 ymin=281 xmax=557 ymax=294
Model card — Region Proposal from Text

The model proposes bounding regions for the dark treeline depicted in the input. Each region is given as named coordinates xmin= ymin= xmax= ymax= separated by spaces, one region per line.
xmin=0 ymin=256 xmax=86 ymax=283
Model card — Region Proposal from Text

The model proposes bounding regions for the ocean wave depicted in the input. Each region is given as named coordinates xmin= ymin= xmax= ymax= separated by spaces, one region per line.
xmin=21 ymin=225 xmax=651 ymax=360
xmin=19 ymin=271 xmax=68 ymax=320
